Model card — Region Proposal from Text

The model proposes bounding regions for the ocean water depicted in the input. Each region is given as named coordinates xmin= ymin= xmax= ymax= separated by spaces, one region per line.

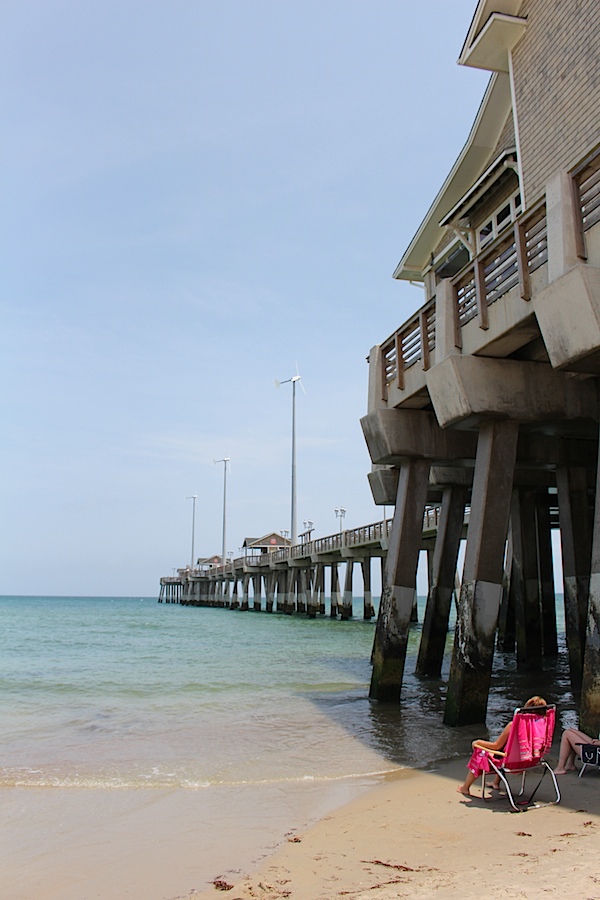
xmin=0 ymin=594 xmax=576 ymax=793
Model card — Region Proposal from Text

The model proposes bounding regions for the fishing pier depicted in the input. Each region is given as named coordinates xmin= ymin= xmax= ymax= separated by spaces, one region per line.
xmin=159 ymin=508 xmax=459 ymax=619
xmin=162 ymin=0 xmax=600 ymax=732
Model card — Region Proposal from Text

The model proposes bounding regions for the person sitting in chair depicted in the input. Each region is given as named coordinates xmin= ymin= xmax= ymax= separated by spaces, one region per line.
xmin=457 ymin=696 xmax=547 ymax=797
xmin=554 ymin=727 xmax=600 ymax=774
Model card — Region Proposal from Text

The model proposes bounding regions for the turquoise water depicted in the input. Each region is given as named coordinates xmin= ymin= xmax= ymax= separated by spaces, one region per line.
xmin=0 ymin=595 xmax=576 ymax=791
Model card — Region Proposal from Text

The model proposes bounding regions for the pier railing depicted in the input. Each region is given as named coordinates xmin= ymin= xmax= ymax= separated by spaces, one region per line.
xmin=381 ymin=200 xmax=548 ymax=393
xmin=189 ymin=503 xmax=470 ymax=581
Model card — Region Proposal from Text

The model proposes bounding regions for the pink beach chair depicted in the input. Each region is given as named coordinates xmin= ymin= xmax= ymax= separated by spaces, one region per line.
xmin=473 ymin=704 xmax=561 ymax=811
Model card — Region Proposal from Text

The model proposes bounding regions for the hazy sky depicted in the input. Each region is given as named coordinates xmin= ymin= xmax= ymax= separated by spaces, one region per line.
xmin=1 ymin=1 xmax=490 ymax=596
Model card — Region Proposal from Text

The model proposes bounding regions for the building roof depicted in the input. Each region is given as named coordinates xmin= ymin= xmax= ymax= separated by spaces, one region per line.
xmin=393 ymin=72 xmax=513 ymax=281
xmin=241 ymin=533 xmax=291 ymax=549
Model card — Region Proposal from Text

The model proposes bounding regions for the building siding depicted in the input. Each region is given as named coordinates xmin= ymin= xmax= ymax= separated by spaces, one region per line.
xmin=512 ymin=0 xmax=600 ymax=205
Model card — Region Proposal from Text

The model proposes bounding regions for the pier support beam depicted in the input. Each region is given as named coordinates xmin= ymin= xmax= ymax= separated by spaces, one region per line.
xmin=265 ymin=572 xmax=275 ymax=613
xmin=241 ymin=575 xmax=250 ymax=611
xmin=511 ymin=487 xmax=543 ymax=671
xmin=444 ymin=420 xmax=519 ymax=726
xmin=498 ymin=535 xmax=515 ymax=652
xmin=537 ymin=489 xmax=558 ymax=656
xmin=341 ymin=561 xmax=353 ymax=620
xmin=330 ymin=564 xmax=340 ymax=618
xmin=253 ymin=574 xmax=262 ymax=611
xmin=582 ymin=434 xmax=600 ymax=734
xmin=307 ymin=566 xmax=318 ymax=618
xmin=297 ymin=567 xmax=308 ymax=614
xmin=314 ymin=564 xmax=325 ymax=615
xmin=557 ymin=465 xmax=593 ymax=692
xmin=231 ymin=578 xmax=239 ymax=610
xmin=361 ymin=558 xmax=375 ymax=620
xmin=369 ymin=457 xmax=430 ymax=703
xmin=416 ymin=485 xmax=467 ymax=678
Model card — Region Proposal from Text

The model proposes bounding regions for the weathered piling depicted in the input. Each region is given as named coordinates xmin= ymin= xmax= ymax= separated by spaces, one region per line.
xmin=444 ymin=421 xmax=519 ymax=727
xmin=370 ymin=458 xmax=430 ymax=703
xmin=416 ymin=484 xmax=467 ymax=678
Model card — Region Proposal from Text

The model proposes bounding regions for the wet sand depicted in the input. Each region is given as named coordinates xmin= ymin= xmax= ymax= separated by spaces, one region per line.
xmin=1 ymin=776 xmax=378 ymax=899
xmin=194 ymin=758 xmax=600 ymax=900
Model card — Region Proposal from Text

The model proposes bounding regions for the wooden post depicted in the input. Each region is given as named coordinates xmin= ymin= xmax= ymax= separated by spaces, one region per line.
xmin=369 ymin=458 xmax=431 ymax=702
xmin=445 ymin=421 xmax=518 ymax=726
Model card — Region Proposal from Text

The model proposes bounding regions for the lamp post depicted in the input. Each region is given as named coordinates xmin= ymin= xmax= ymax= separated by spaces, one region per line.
xmin=214 ymin=457 xmax=230 ymax=566
xmin=335 ymin=506 xmax=346 ymax=533
xmin=186 ymin=495 xmax=197 ymax=568
xmin=275 ymin=371 xmax=304 ymax=546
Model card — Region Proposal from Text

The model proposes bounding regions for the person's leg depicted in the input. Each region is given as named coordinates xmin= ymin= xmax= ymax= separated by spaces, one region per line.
xmin=555 ymin=728 xmax=586 ymax=773
xmin=457 ymin=769 xmax=477 ymax=795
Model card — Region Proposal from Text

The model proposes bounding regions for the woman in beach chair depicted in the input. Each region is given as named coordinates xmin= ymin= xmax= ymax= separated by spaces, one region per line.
xmin=554 ymin=728 xmax=600 ymax=775
xmin=457 ymin=696 xmax=559 ymax=809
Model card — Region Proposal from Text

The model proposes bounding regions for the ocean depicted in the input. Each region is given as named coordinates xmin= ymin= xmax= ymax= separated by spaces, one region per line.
xmin=0 ymin=594 xmax=577 ymax=896
xmin=0 ymin=597 xmax=575 ymax=900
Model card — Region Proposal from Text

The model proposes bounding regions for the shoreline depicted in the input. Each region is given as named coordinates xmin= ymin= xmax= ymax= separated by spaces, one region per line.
xmin=192 ymin=756 xmax=600 ymax=900
xmin=3 ymin=753 xmax=599 ymax=899
xmin=1 ymin=770 xmax=390 ymax=900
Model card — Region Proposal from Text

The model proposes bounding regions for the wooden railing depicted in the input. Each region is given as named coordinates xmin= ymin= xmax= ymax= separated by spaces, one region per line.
xmin=573 ymin=146 xmax=600 ymax=259
xmin=382 ymin=299 xmax=436 ymax=391
xmin=380 ymin=201 xmax=548 ymax=389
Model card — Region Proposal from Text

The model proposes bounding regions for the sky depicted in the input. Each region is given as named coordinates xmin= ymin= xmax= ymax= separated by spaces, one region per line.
xmin=1 ymin=0 xmax=492 ymax=597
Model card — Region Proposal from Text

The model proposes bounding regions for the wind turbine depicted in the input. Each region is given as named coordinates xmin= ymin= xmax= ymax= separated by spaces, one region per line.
xmin=213 ymin=457 xmax=230 ymax=566
xmin=185 ymin=495 xmax=197 ymax=568
xmin=275 ymin=365 xmax=305 ymax=546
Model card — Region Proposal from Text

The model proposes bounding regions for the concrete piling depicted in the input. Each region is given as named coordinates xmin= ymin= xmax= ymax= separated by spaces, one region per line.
xmin=444 ymin=421 xmax=519 ymax=726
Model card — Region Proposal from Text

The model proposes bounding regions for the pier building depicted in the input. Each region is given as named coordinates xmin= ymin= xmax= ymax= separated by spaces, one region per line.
xmin=362 ymin=0 xmax=600 ymax=729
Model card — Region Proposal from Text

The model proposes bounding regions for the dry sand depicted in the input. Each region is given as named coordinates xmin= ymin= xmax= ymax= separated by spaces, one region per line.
xmin=193 ymin=758 xmax=600 ymax=900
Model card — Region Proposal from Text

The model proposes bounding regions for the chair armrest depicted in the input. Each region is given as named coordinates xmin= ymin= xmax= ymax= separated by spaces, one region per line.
xmin=472 ymin=742 xmax=507 ymax=757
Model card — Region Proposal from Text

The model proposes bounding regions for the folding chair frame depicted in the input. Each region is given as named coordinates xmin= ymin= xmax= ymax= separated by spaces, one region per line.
xmin=475 ymin=704 xmax=561 ymax=812
xmin=577 ymin=742 xmax=600 ymax=778
xmin=481 ymin=756 xmax=561 ymax=812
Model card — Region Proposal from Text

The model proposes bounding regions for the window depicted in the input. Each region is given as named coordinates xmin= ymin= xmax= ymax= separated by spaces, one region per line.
xmin=477 ymin=190 xmax=522 ymax=251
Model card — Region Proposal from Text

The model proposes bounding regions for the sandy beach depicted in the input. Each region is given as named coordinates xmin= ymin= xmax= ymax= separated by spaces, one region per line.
xmin=2 ymin=753 xmax=599 ymax=898
xmin=193 ymin=758 xmax=600 ymax=900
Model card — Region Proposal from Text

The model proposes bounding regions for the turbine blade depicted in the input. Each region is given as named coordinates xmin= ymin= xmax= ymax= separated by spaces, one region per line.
xmin=274 ymin=378 xmax=281 ymax=389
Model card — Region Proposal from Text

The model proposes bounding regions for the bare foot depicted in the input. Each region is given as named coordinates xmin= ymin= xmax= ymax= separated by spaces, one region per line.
xmin=457 ymin=785 xmax=471 ymax=796
xmin=554 ymin=767 xmax=575 ymax=775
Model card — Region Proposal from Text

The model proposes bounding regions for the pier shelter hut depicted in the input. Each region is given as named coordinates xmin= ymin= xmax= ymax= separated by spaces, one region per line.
xmin=241 ymin=533 xmax=292 ymax=557
xmin=241 ymin=534 xmax=292 ymax=609
xmin=362 ymin=0 xmax=600 ymax=732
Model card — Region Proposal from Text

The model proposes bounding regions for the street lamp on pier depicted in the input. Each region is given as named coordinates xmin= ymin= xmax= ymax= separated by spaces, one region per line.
xmin=335 ymin=507 xmax=346 ymax=533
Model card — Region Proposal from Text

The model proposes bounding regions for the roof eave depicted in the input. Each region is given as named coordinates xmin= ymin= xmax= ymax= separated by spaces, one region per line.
xmin=393 ymin=71 xmax=512 ymax=282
